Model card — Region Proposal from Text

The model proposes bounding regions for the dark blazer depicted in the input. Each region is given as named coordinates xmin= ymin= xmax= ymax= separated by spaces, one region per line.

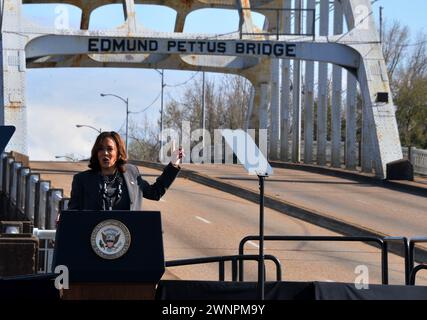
xmin=68 ymin=163 xmax=180 ymax=211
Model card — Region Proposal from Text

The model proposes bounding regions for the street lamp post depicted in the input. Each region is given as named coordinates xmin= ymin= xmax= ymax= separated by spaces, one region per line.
xmin=201 ymin=72 xmax=206 ymax=153
xmin=100 ymin=93 xmax=129 ymax=153
xmin=55 ymin=155 xmax=75 ymax=161
xmin=161 ymin=70 xmax=164 ymax=142
xmin=154 ymin=69 xmax=166 ymax=161
xmin=76 ymin=124 xmax=102 ymax=134
xmin=155 ymin=70 xmax=165 ymax=140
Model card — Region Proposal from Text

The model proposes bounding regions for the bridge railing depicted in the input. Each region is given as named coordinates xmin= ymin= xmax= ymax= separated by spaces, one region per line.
xmin=284 ymin=142 xmax=426 ymax=176
xmin=0 ymin=153 xmax=70 ymax=230
xmin=34 ymin=180 xmax=51 ymax=229
xmin=16 ymin=166 xmax=30 ymax=216
xmin=0 ymin=153 xmax=70 ymax=227
xmin=24 ymin=173 xmax=40 ymax=222
xmin=32 ymin=228 xmax=56 ymax=274
xmin=0 ymin=152 xmax=72 ymax=274
xmin=402 ymin=147 xmax=427 ymax=176
xmin=9 ymin=161 xmax=22 ymax=209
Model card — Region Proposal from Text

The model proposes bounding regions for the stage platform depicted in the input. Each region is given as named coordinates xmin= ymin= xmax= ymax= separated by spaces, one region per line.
xmin=1 ymin=274 xmax=427 ymax=300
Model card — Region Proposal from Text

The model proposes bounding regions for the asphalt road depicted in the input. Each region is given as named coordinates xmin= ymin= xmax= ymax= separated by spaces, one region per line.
xmin=29 ymin=161 xmax=427 ymax=285
xmin=185 ymin=164 xmax=427 ymax=238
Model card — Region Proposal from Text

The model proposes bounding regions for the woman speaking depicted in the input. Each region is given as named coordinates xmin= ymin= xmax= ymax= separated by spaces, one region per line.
xmin=68 ymin=131 xmax=182 ymax=211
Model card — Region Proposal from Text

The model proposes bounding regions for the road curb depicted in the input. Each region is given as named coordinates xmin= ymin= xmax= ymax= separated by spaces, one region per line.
xmin=132 ymin=160 xmax=427 ymax=264
xmin=269 ymin=161 xmax=427 ymax=198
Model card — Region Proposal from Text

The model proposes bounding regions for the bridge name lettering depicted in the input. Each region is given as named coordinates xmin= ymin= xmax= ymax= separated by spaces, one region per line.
xmin=88 ymin=38 xmax=297 ymax=58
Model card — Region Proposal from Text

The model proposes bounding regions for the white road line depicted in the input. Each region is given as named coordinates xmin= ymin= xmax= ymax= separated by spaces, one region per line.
xmin=195 ymin=216 xmax=211 ymax=224
xmin=248 ymin=241 xmax=259 ymax=249
xmin=356 ymin=199 xmax=369 ymax=205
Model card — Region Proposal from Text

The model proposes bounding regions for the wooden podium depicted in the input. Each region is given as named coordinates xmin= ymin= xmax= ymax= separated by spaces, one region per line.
xmin=53 ymin=211 xmax=165 ymax=300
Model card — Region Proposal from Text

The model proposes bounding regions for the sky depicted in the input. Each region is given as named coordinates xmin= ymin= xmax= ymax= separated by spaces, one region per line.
xmin=16 ymin=0 xmax=427 ymax=160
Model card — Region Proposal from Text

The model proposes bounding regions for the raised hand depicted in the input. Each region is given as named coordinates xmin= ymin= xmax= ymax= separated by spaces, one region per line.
xmin=171 ymin=140 xmax=184 ymax=166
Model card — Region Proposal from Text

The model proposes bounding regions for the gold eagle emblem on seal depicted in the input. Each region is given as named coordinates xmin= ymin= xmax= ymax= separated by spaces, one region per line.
xmin=90 ymin=219 xmax=131 ymax=260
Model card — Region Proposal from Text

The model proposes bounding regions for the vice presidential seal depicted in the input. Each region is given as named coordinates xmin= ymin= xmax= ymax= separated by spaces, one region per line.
xmin=91 ymin=219 xmax=131 ymax=260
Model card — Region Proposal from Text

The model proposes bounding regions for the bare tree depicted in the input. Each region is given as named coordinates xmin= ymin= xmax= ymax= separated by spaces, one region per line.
xmin=162 ymin=74 xmax=251 ymax=135
xmin=398 ymin=32 xmax=427 ymax=84
xmin=127 ymin=116 xmax=160 ymax=161
xmin=382 ymin=21 xmax=410 ymax=89
xmin=388 ymin=28 xmax=427 ymax=148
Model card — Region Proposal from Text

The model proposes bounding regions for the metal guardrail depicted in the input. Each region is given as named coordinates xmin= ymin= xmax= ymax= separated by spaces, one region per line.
xmin=166 ymin=254 xmax=282 ymax=282
xmin=33 ymin=233 xmax=417 ymax=281
xmin=409 ymin=237 xmax=427 ymax=285
xmin=33 ymin=228 xmax=56 ymax=273
xmin=383 ymin=237 xmax=410 ymax=285
xmin=239 ymin=235 xmax=413 ymax=285
xmin=410 ymin=265 xmax=427 ymax=286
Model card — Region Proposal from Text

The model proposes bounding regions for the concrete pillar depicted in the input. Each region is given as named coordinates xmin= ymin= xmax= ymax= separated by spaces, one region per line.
xmin=345 ymin=71 xmax=357 ymax=170
xmin=245 ymin=86 xmax=255 ymax=130
xmin=291 ymin=0 xmax=302 ymax=163
xmin=259 ymin=83 xmax=270 ymax=131
xmin=280 ymin=0 xmax=292 ymax=162
xmin=343 ymin=0 xmax=358 ymax=171
xmin=280 ymin=60 xmax=291 ymax=162
xmin=1 ymin=0 xmax=27 ymax=154
xmin=317 ymin=0 xmax=329 ymax=166
xmin=236 ymin=0 xmax=256 ymax=36
xmin=174 ymin=12 xmax=188 ymax=32
xmin=123 ymin=0 xmax=137 ymax=32
xmin=331 ymin=0 xmax=344 ymax=168
xmin=342 ymin=0 xmax=403 ymax=178
xmin=361 ymin=99 xmax=373 ymax=173
xmin=80 ymin=8 xmax=90 ymax=30
xmin=303 ymin=0 xmax=316 ymax=164
xmin=270 ymin=58 xmax=280 ymax=160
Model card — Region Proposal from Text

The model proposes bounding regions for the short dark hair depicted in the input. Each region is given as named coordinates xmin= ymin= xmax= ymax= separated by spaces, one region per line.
xmin=88 ymin=131 xmax=127 ymax=173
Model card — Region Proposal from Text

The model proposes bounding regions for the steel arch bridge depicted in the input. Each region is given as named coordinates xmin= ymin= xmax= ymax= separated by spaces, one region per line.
xmin=0 ymin=0 xmax=402 ymax=179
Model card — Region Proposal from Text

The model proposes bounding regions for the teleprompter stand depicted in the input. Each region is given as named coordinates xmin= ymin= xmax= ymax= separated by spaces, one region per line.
xmin=222 ymin=129 xmax=273 ymax=300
